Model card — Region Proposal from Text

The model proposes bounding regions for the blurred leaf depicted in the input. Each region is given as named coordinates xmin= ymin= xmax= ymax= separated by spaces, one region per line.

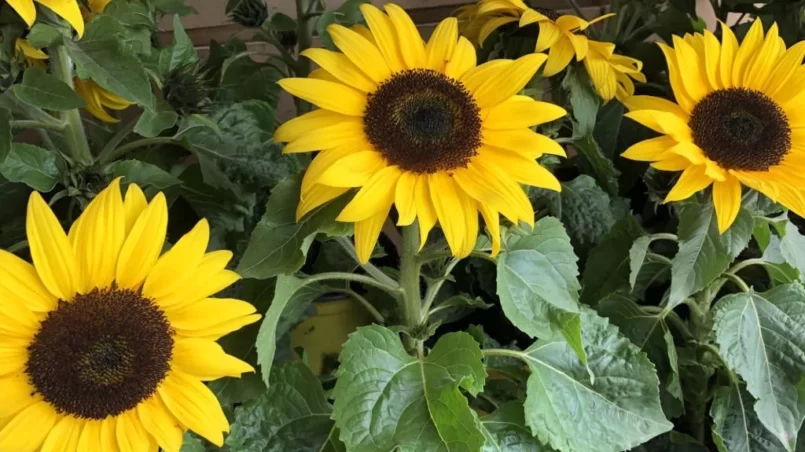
xmin=0 ymin=143 xmax=58 ymax=192
xmin=105 ymin=160 xmax=182 ymax=190
xmin=168 ymin=15 xmax=198 ymax=72
xmin=781 ymin=221 xmax=805 ymax=279
xmin=26 ymin=23 xmax=62 ymax=48
xmin=581 ymin=214 xmax=645 ymax=305
xmin=134 ymin=100 xmax=178 ymax=137
xmin=13 ymin=67 xmax=85 ymax=111
xmin=560 ymin=175 xmax=616 ymax=253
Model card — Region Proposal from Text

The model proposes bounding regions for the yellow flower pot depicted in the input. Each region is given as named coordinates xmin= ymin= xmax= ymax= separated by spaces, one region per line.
xmin=290 ymin=295 xmax=374 ymax=376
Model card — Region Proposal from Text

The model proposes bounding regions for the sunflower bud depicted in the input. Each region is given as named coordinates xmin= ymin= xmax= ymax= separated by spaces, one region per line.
xmin=229 ymin=0 xmax=268 ymax=28
xmin=163 ymin=63 xmax=212 ymax=116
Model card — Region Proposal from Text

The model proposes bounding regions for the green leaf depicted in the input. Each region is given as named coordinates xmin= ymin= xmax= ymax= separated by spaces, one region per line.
xmin=429 ymin=294 xmax=492 ymax=327
xmin=0 ymin=108 xmax=10 ymax=164
xmin=631 ymin=254 xmax=672 ymax=298
xmin=226 ymin=362 xmax=345 ymax=452
xmin=254 ymin=275 xmax=330 ymax=385
xmin=781 ymin=221 xmax=805 ymax=279
xmin=168 ymin=15 xmax=198 ymax=72
xmin=105 ymin=160 xmax=182 ymax=190
xmin=669 ymin=200 xmax=752 ymax=308
xmin=559 ymin=175 xmax=616 ymax=252
xmin=581 ymin=214 xmax=645 ymax=305
xmin=573 ymin=134 xmax=619 ymax=197
xmin=65 ymin=16 xmax=154 ymax=110
xmin=12 ymin=67 xmax=85 ymax=111
xmin=236 ymin=175 xmax=348 ymax=279
xmin=522 ymin=310 xmax=672 ymax=452
xmin=755 ymin=218 xmax=773 ymax=253
xmin=480 ymin=402 xmax=556 ymax=452
xmin=134 ymin=101 xmax=178 ymax=138
xmin=632 ymin=432 xmax=709 ymax=452
xmin=0 ymin=143 xmax=59 ymax=192
xmin=597 ymin=294 xmax=684 ymax=418
xmin=179 ymin=432 xmax=208 ymax=452
xmin=332 ymin=326 xmax=486 ymax=452
xmin=26 ymin=23 xmax=62 ymax=48
xmin=711 ymin=382 xmax=788 ymax=452
xmin=563 ymin=67 xmax=599 ymax=137
xmin=629 ymin=236 xmax=653 ymax=290
xmin=497 ymin=217 xmax=585 ymax=363
xmin=713 ymin=285 xmax=805 ymax=450
xmin=593 ymin=101 xmax=624 ymax=159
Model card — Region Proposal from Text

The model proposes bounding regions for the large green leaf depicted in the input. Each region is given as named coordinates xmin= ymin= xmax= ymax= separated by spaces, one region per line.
xmin=781 ymin=221 xmax=805 ymax=279
xmin=236 ymin=175 xmax=349 ymax=279
xmin=13 ymin=67 xmax=85 ymax=110
xmin=66 ymin=16 xmax=154 ymax=110
xmin=332 ymin=326 xmax=486 ymax=452
xmin=480 ymin=402 xmax=556 ymax=452
xmin=226 ymin=362 xmax=345 ymax=452
xmin=168 ymin=15 xmax=198 ymax=72
xmin=559 ymin=175 xmax=616 ymax=252
xmin=522 ymin=310 xmax=672 ymax=452
xmin=631 ymin=432 xmax=709 ymax=452
xmin=254 ymin=275 xmax=330 ymax=386
xmin=714 ymin=285 xmax=805 ymax=450
xmin=134 ymin=100 xmax=178 ymax=138
xmin=597 ymin=294 xmax=683 ymax=418
xmin=496 ymin=217 xmax=584 ymax=363
xmin=0 ymin=143 xmax=59 ymax=192
xmin=711 ymin=382 xmax=788 ymax=452
xmin=669 ymin=200 xmax=752 ymax=308
xmin=581 ymin=214 xmax=645 ymax=304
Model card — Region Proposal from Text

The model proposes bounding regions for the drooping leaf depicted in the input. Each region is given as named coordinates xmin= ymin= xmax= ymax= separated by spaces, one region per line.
xmin=763 ymin=235 xmax=801 ymax=284
xmin=711 ymin=382 xmax=788 ymax=452
xmin=480 ymin=402 xmax=556 ymax=452
xmin=522 ymin=310 xmax=672 ymax=452
xmin=332 ymin=326 xmax=486 ymax=452
xmin=629 ymin=236 xmax=653 ymax=290
xmin=236 ymin=175 xmax=349 ymax=279
xmin=105 ymin=160 xmax=182 ymax=190
xmin=134 ymin=100 xmax=178 ymax=138
xmin=0 ymin=143 xmax=59 ymax=192
xmin=65 ymin=16 xmax=155 ymax=110
xmin=581 ymin=214 xmax=645 ymax=304
xmin=254 ymin=275 xmax=330 ymax=386
xmin=669 ymin=200 xmax=752 ymax=308
xmin=559 ymin=175 xmax=616 ymax=253
xmin=497 ymin=217 xmax=584 ymax=363
xmin=563 ymin=66 xmax=600 ymax=137
xmin=713 ymin=285 xmax=805 ymax=450
xmin=13 ymin=67 xmax=85 ymax=111
xmin=168 ymin=15 xmax=198 ymax=72
xmin=226 ymin=362 xmax=345 ymax=452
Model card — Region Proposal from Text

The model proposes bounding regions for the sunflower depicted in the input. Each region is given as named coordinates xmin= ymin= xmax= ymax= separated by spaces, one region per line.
xmin=74 ymin=78 xmax=134 ymax=123
xmin=622 ymin=20 xmax=805 ymax=232
xmin=7 ymin=0 xmax=84 ymax=37
xmin=0 ymin=180 xmax=260 ymax=451
xmin=460 ymin=1 xmax=613 ymax=77
xmin=583 ymin=39 xmax=646 ymax=102
xmin=274 ymin=3 xmax=566 ymax=263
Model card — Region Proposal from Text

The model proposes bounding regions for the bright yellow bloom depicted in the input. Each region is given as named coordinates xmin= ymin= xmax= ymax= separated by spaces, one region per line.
xmin=584 ymin=40 xmax=646 ymax=102
xmin=275 ymin=4 xmax=566 ymax=263
xmin=74 ymin=78 xmax=134 ymax=123
xmin=0 ymin=180 xmax=260 ymax=452
xmin=622 ymin=21 xmax=805 ymax=232
xmin=7 ymin=0 xmax=84 ymax=37
xmin=460 ymin=1 xmax=613 ymax=76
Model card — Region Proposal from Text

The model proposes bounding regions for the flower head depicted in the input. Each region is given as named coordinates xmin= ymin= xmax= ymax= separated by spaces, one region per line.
xmin=622 ymin=21 xmax=805 ymax=232
xmin=7 ymin=0 xmax=84 ymax=36
xmin=275 ymin=4 xmax=567 ymax=262
xmin=0 ymin=180 xmax=260 ymax=451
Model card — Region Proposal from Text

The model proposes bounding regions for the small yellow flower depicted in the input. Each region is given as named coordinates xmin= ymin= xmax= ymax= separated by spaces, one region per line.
xmin=622 ymin=21 xmax=805 ymax=232
xmin=583 ymin=40 xmax=646 ymax=102
xmin=461 ymin=0 xmax=613 ymax=76
xmin=0 ymin=180 xmax=260 ymax=452
xmin=74 ymin=78 xmax=134 ymax=123
xmin=7 ymin=0 xmax=84 ymax=37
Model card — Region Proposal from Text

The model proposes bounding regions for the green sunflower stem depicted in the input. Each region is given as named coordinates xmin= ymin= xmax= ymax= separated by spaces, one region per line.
xmin=51 ymin=45 xmax=93 ymax=167
xmin=399 ymin=223 xmax=423 ymax=354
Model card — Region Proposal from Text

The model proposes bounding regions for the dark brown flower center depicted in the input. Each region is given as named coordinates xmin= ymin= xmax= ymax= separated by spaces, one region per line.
xmin=363 ymin=69 xmax=482 ymax=174
xmin=533 ymin=7 xmax=560 ymax=21
xmin=689 ymin=87 xmax=791 ymax=171
xmin=26 ymin=288 xmax=174 ymax=419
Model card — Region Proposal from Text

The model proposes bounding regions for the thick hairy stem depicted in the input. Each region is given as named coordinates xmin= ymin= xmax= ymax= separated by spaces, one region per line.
xmin=51 ymin=45 xmax=93 ymax=166
xmin=399 ymin=223 xmax=423 ymax=352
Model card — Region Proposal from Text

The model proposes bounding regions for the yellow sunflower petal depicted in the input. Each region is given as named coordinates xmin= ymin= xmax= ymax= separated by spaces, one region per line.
xmin=478 ymin=202 xmax=501 ymax=256
xmin=282 ymin=120 xmax=364 ymax=154
xmin=535 ymin=20 xmax=562 ymax=52
xmin=297 ymin=185 xmax=349 ymax=220
xmin=520 ymin=7 xmax=549 ymax=27
xmin=16 ymin=39 xmax=47 ymax=59
xmin=36 ymin=0 xmax=84 ymax=36
xmin=0 ymin=305 xmax=39 ymax=339
xmin=123 ymin=184 xmax=147 ymax=235
xmin=621 ymin=95 xmax=688 ymax=119
xmin=328 ymin=23 xmax=392 ymax=82
xmin=159 ymin=370 xmax=229 ymax=447
xmin=395 ymin=172 xmax=417 ymax=226
xmin=336 ymin=165 xmax=401 ymax=222
xmin=713 ymin=175 xmax=742 ymax=233
xmin=0 ymin=250 xmax=57 ymax=312
xmin=0 ymin=339 xmax=26 ymax=375
xmin=482 ymin=95 xmax=566 ymax=130
xmin=478 ymin=16 xmax=517 ymax=46
xmin=116 ymin=192 xmax=168 ymax=291
xmin=274 ymin=109 xmax=355 ymax=143
xmin=624 ymin=110 xmax=692 ymax=141
xmin=718 ymin=22 xmax=738 ymax=88
xmin=142 ymin=219 xmax=209 ymax=300
xmin=670 ymin=140 xmax=706 ymax=165
xmin=137 ymin=396 xmax=183 ymax=452
xmin=0 ymin=373 xmax=37 ymax=419
xmin=426 ymin=17 xmax=458 ymax=71
xmin=622 ymin=136 xmax=676 ymax=161
xmin=583 ymin=54 xmax=618 ymax=101
xmin=173 ymin=338 xmax=253 ymax=380
xmin=458 ymin=192 xmax=479 ymax=258
xmin=542 ymin=37 xmax=575 ymax=77
xmin=7 ymin=0 xmax=36 ymax=26
xmin=765 ymin=41 xmax=805 ymax=97
xmin=744 ymin=23 xmax=780 ymax=89
xmin=77 ymin=420 xmax=104 ymax=452
xmin=41 ymin=416 xmax=82 ymax=452
xmin=358 ymin=4 xmax=405 ymax=73
xmin=732 ymin=19 xmax=764 ymax=87
xmin=567 ymin=33 xmax=589 ymax=60
xmin=315 ymin=151 xmax=386 ymax=187
xmin=154 ymin=251 xmax=239 ymax=310
xmin=665 ymin=165 xmax=713 ymax=203
xmin=0 ymin=401 xmax=58 ymax=451
xmin=27 ymin=192 xmax=78 ymax=301
xmin=277 ymin=78 xmax=366 ymax=116
xmin=116 ymin=410 xmax=150 ymax=452
xmin=354 ymin=206 xmax=390 ymax=264
xmin=99 ymin=417 xmax=119 ymax=452
xmin=453 ymin=165 xmax=519 ymax=225
xmin=471 ymin=53 xmax=545 ymax=109
xmin=72 ymin=179 xmax=126 ymax=293
xmin=482 ymin=128 xmax=566 ymax=158
xmin=657 ymin=43 xmax=695 ymax=113
xmin=167 ymin=297 xmax=258 ymax=337
xmin=384 ymin=4 xmax=426 ymax=69
xmin=414 ymin=175 xmax=437 ymax=250
xmin=300 ymin=48 xmax=376 ymax=92
xmin=652 ymin=155 xmax=691 ymax=171
xmin=671 ymin=35 xmax=708 ymax=103
xmin=702 ymin=30 xmax=721 ymax=90
xmin=444 ymin=37 xmax=477 ymax=80
xmin=477 ymin=147 xmax=561 ymax=191
xmin=461 ymin=60 xmax=510 ymax=93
